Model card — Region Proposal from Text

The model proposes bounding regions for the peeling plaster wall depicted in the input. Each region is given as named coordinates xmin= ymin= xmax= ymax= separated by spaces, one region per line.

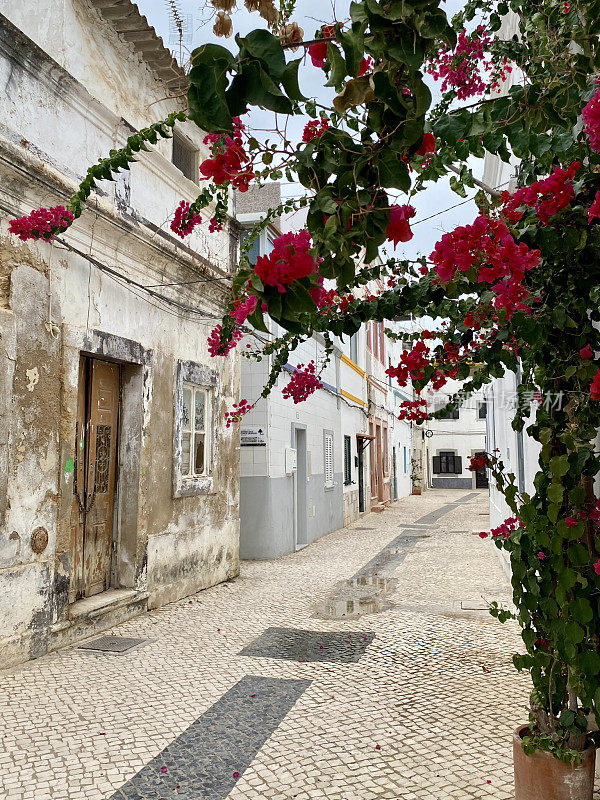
xmin=0 ymin=12 xmax=240 ymax=668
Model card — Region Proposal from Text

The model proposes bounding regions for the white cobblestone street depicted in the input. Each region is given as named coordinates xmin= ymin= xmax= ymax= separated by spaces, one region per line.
xmin=2 ymin=490 xmax=537 ymax=800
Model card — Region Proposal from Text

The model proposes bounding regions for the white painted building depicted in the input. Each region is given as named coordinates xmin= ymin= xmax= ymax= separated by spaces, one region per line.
xmin=0 ymin=1 xmax=240 ymax=667
xmin=425 ymin=380 xmax=488 ymax=490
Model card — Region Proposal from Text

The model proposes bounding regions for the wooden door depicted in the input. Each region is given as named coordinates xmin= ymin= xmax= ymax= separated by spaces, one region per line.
xmin=71 ymin=358 xmax=120 ymax=599
xmin=474 ymin=451 xmax=489 ymax=489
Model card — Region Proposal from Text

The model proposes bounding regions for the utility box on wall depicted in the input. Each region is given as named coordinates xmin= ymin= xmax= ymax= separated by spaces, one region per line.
xmin=285 ymin=447 xmax=297 ymax=475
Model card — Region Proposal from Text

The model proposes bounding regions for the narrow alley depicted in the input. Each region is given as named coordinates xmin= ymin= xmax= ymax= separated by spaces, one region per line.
xmin=1 ymin=491 xmax=531 ymax=800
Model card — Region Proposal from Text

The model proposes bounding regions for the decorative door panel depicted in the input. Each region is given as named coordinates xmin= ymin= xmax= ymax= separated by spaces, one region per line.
xmin=83 ymin=360 xmax=119 ymax=596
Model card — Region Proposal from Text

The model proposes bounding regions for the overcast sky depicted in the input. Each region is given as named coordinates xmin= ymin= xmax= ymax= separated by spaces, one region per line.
xmin=136 ymin=0 xmax=489 ymax=261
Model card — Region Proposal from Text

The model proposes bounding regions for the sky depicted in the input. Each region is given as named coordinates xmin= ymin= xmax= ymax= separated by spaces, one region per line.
xmin=135 ymin=0 xmax=488 ymax=262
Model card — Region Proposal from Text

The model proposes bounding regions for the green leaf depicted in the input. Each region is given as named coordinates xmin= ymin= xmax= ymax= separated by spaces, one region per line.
xmin=570 ymin=597 xmax=594 ymax=625
xmin=326 ymin=42 xmax=347 ymax=88
xmin=433 ymin=109 xmax=471 ymax=146
xmin=281 ymin=59 xmax=307 ymax=101
xmin=188 ymin=45 xmax=236 ymax=132
xmin=548 ymin=484 xmax=564 ymax=504
xmin=550 ymin=455 xmax=570 ymax=478
xmin=564 ymin=620 xmax=585 ymax=644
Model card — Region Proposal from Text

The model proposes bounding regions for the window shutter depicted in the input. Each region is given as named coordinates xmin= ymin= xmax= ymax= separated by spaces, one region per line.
xmin=432 ymin=456 xmax=441 ymax=474
xmin=324 ymin=433 xmax=334 ymax=486
xmin=454 ymin=456 xmax=462 ymax=474
xmin=343 ymin=436 xmax=352 ymax=484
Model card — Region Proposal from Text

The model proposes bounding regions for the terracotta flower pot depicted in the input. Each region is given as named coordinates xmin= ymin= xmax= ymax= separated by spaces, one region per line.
xmin=412 ymin=487 xmax=422 ymax=495
xmin=513 ymin=725 xmax=596 ymax=800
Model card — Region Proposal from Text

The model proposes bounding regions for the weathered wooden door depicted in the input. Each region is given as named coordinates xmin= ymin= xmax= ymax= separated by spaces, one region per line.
xmin=71 ymin=358 xmax=120 ymax=599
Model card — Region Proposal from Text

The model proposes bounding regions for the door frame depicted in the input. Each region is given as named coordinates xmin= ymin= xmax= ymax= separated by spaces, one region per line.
xmin=292 ymin=423 xmax=308 ymax=550
xmin=66 ymin=330 xmax=151 ymax=605
xmin=71 ymin=356 xmax=121 ymax=600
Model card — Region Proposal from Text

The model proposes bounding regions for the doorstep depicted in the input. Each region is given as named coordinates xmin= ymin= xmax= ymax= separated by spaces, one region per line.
xmin=49 ymin=589 xmax=148 ymax=654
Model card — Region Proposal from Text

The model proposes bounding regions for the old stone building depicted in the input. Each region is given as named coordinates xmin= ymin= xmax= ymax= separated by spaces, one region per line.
xmin=0 ymin=1 xmax=240 ymax=667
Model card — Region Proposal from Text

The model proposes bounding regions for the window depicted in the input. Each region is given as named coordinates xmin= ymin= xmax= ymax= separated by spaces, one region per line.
xmin=432 ymin=451 xmax=462 ymax=474
xmin=343 ymin=435 xmax=352 ymax=485
xmin=478 ymin=400 xmax=487 ymax=419
xmin=382 ymin=423 xmax=389 ymax=474
xmin=181 ymin=383 xmax=210 ymax=477
xmin=378 ymin=323 xmax=385 ymax=364
xmin=172 ymin=132 xmax=198 ymax=183
xmin=349 ymin=333 xmax=358 ymax=364
xmin=324 ymin=432 xmax=334 ymax=488
xmin=441 ymin=407 xmax=460 ymax=419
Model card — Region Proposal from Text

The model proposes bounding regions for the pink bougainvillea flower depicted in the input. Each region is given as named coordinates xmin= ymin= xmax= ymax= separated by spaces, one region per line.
xmin=254 ymin=230 xmax=317 ymax=293
xmin=580 ymin=344 xmax=594 ymax=359
xmin=386 ymin=204 xmax=416 ymax=247
xmin=250 ymin=694 xmax=256 ymax=698
xmin=9 ymin=204 xmax=74 ymax=242
xmin=537 ymin=552 xmax=546 ymax=560
xmin=479 ymin=532 xmax=489 ymax=539
xmin=233 ymin=771 xmax=240 ymax=779
xmin=591 ymin=370 xmax=600 ymax=400
xmin=583 ymin=85 xmax=600 ymax=152
xmin=319 ymin=644 xmax=324 ymax=650
xmin=565 ymin=516 xmax=579 ymax=527
xmin=160 ymin=766 xmax=168 ymax=774
xmin=207 ymin=325 xmax=243 ymax=357
xmin=282 ymin=361 xmax=323 ymax=404
xmin=375 ymin=745 xmax=381 ymax=750
xmin=588 ymin=190 xmax=600 ymax=223
xmin=594 ymin=559 xmax=600 ymax=576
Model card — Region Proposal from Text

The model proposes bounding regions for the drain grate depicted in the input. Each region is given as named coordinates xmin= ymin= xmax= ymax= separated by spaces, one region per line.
xmin=78 ymin=636 xmax=146 ymax=653
xmin=353 ymin=526 xmax=376 ymax=531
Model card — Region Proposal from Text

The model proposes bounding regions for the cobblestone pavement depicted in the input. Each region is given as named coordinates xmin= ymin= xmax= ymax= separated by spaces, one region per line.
xmin=1 ymin=490 xmax=548 ymax=800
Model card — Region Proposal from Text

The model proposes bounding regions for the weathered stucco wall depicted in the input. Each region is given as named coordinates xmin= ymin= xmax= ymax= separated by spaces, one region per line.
xmin=0 ymin=9 xmax=240 ymax=668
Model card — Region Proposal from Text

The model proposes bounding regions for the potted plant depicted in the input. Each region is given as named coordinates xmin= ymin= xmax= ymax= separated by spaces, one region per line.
xmin=11 ymin=0 xmax=600 ymax=796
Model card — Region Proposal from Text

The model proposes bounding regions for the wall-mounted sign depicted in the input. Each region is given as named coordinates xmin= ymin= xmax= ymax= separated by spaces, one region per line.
xmin=241 ymin=426 xmax=267 ymax=447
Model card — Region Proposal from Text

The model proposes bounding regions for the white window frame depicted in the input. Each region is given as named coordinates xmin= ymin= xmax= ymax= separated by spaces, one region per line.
xmin=324 ymin=430 xmax=334 ymax=489
xmin=181 ymin=382 xmax=211 ymax=479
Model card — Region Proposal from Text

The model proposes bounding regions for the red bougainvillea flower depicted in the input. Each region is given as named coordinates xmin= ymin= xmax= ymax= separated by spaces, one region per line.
xmin=254 ymin=230 xmax=317 ymax=293
xmin=588 ymin=190 xmax=600 ymax=223
xmin=207 ymin=325 xmax=243 ymax=357
xmin=233 ymin=772 xmax=240 ymax=779
xmin=591 ymin=370 xmax=600 ymax=399
xmin=397 ymin=397 xmax=429 ymax=422
xmin=489 ymin=517 xmax=521 ymax=540
xmin=501 ymin=163 xmax=580 ymax=225
xmin=468 ymin=454 xmax=488 ymax=471
xmin=308 ymin=25 xmax=336 ymax=68
xmin=282 ymin=361 xmax=323 ymax=404
xmin=358 ymin=55 xmax=374 ymax=76
xmin=200 ymin=117 xmax=254 ymax=192
xmin=225 ymin=399 xmax=253 ymax=427
xmin=416 ymin=132 xmax=436 ymax=156
xmin=302 ymin=117 xmax=330 ymax=143
xmin=537 ymin=552 xmax=546 ymax=560
xmin=160 ymin=766 xmax=168 ymax=774
xmin=565 ymin=516 xmax=579 ymax=527
xmin=9 ymin=204 xmax=74 ymax=242
xmin=386 ymin=204 xmax=416 ymax=247
xmin=386 ymin=340 xmax=430 ymax=387
xmin=594 ymin=559 xmax=600 ymax=576
xmin=209 ymin=217 xmax=224 ymax=233
xmin=171 ymin=200 xmax=202 ymax=238
xmin=479 ymin=532 xmax=489 ymax=539
xmin=580 ymin=344 xmax=594 ymax=359
xmin=583 ymin=85 xmax=600 ymax=152
xmin=230 ymin=295 xmax=258 ymax=325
